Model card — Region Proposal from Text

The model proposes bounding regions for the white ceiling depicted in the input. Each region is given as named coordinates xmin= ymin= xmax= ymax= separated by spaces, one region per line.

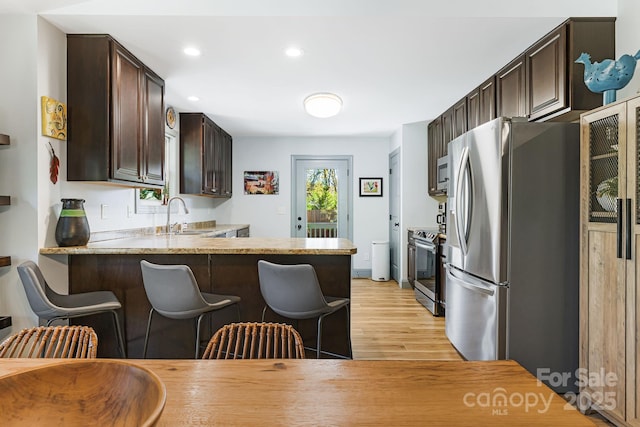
xmin=1 ymin=0 xmax=618 ymax=137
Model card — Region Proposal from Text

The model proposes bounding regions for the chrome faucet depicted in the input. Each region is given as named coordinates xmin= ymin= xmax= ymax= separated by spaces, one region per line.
xmin=166 ymin=196 xmax=189 ymax=234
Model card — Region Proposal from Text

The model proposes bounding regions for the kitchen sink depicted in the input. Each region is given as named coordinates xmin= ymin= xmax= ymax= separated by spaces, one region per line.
xmin=156 ymin=230 xmax=211 ymax=236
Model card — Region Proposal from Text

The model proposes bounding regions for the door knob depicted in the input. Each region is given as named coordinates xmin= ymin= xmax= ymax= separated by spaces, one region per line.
xmin=297 ymin=224 xmax=302 ymax=230
xmin=394 ymin=223 xmax=399 ymax=227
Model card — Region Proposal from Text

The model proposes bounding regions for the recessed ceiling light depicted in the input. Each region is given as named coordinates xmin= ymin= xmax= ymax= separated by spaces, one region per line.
xmin=187 ymin=96 xmax=200 ymax=102
xmin=183 ymin=47 xmax=201 ymax=57
xmin=303 ymin=93 xmax=343 ymax=118
xmin=285 ymin=47 xmax=304 ymax=57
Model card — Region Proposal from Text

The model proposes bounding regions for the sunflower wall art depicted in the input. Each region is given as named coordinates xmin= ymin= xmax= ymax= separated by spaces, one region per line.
xmin=41 ymin=96 xmax=67 ymax=141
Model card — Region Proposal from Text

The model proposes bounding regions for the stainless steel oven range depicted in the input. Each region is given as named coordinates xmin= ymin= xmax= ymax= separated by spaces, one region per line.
xmin=408 ymin=229 xmax=445 ymax=316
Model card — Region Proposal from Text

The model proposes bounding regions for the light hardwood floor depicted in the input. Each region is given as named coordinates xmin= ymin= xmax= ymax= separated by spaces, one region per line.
xmin=350 ymin=278 xmax=461 ymax=360
xmin=350 ymin=278 xmax=614 ymax=426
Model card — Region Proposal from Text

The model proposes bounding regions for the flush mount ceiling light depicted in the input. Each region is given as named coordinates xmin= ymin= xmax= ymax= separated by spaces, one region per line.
xmin=303 ymin=93 xmax=343 ymax=118
xmin=285 ymin=47 xmax=304 ymax=57
xmin=183 ymin=46 xmax=201 ymax=57
xmin=187 ymin=96 xmax=200 ymax=102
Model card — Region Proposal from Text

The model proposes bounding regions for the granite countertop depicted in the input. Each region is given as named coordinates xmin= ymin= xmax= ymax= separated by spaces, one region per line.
xmin=40 ymin=236 xmax=357 ymax=256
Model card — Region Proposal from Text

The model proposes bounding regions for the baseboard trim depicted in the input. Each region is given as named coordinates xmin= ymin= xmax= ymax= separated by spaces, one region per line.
xmin=352 ymin=269 xmax=371 ymax=279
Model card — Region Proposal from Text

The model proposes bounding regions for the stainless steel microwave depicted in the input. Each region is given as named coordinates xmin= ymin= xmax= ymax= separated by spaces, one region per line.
xmin=436 ymin=155 xmax=448 ymax=192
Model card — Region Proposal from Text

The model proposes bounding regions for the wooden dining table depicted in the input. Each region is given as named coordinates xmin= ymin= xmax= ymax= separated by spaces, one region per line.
xmin=0 ymin=359 xmax=594 ymax=426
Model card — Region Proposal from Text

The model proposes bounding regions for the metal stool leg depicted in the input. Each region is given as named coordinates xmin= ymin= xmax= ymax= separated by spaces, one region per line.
xmin=142 ymin=308 xmax=155 ymax=358
xmin=111 ymin=310 xmax=127 ymax=358
xmin=195 ymin=313 xmax=206 ymax=359
xmin=316 ymin=316 xmax=325 ymax=359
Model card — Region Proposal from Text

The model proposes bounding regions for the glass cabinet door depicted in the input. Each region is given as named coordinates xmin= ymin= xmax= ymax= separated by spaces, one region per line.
xmin=587 ymin=111 xmax=621 ymax=223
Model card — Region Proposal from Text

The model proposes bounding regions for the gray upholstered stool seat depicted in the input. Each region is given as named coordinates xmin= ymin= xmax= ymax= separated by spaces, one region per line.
xmin=257 ymin=260 xmax=351 ymax=359
xmin=140 ymin=260 xmax=241 ymax=358
xmin=16 ymin=261 xmax=127 ymax=358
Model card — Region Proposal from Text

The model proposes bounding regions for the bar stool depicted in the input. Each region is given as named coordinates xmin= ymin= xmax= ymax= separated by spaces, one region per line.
xmin=17 ymin=261 xmax=126 ymax=358
xmin=257 ymin=260 xmax=351 ymax=359
xmin=140 ymin=260 xmax=241 ymax=358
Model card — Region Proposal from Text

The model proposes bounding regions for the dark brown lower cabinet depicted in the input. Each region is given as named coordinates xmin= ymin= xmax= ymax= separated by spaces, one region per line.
xmin=68 ymin=253 xmax=352 ymax=359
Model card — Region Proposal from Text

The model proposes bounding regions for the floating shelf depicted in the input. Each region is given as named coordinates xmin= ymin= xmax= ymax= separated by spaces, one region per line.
xmin=0 ymin=316 xmax=10 ymax=330
xmin=0 ymin=134 xmax=9 ymax=271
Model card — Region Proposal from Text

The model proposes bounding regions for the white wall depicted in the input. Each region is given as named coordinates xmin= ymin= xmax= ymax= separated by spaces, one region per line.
xmin=0 ymin=15 xmax=40 ymax=331
xmin=400 ymin=121 xmax=440 ymax=284
xmin=215 ymin=136 xmax=390 ymax=271
xmin=616 ymin=0 xmax=640 ymax=101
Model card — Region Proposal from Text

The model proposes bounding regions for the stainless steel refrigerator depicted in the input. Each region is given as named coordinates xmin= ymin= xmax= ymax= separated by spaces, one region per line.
xmin=445 ymin=117 xmax=580 ymax=393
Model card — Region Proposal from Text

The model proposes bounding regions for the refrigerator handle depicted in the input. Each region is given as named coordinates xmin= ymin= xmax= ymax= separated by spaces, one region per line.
xmin=617 ymin=198 xmax=623 ymax=259
xmin=455 ymin=146 xmax=469 ymax=255
xmin=446 ymin=265 xmax=495 ymax=296
xmin=627 ymin=198 xmax=632 ymax=260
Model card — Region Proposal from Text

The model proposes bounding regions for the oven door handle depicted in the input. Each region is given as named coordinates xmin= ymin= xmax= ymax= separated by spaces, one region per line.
xmin=415 ymin=241 xmax=436 ymax=252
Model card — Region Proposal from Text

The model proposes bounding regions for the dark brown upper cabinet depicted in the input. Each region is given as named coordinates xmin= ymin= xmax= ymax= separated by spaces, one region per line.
xmin=467 ymin=76 xmax=496 ymax=130
xmin=478 ymin=76 xmax=497 ymax=126
xmin=452 ymin=98 xmax=468 ymax=140
xmin=67 ymin=34 xmax=165 ymax=187
xmin=220 ymin=130 xmax=233 ymax=197
xmin=442 ymin=98 xmax=468 ymax=145
xmin=465 ymin=75 xmax=497 ymax=130
xmin=427 ymin=17 xmax=615 ymax=200
xmin=441 ymin=107 xmax=454 ymax=146
xmin=496 ymin=55 xmax=528 ymax=119
xmin=526 ymin=25 xmax=567 ymax=120
xmin=427 ymin=117 xmax=444 ymax=196
xmin=180 ymin=113 xmax=233 ymax=198
xmin=467 ymin=89 xmax=481 ymax=130
xmin=527 ymin=18 xmax=615 ymax=122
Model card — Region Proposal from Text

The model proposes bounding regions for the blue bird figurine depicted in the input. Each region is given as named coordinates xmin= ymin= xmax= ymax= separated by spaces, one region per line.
xmin=575 ymin=50 xmax=640 ymax=104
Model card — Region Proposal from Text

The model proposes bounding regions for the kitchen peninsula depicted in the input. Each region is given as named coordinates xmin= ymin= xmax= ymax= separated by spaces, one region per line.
xmin=40 ymin=235 xmax=357 ymax=359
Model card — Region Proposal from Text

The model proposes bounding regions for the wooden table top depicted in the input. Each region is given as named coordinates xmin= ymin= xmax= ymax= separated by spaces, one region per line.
xmin=0 ymin=359 xmax=593 ymax=426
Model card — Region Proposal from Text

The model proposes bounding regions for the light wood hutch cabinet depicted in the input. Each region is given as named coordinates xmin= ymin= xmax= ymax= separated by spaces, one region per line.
xmin=580 ymin=94 xmax=640 ymax=426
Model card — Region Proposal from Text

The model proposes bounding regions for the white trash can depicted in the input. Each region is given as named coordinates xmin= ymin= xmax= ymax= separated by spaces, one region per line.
xmin=371 ymin=240 xmax=390 ymax=281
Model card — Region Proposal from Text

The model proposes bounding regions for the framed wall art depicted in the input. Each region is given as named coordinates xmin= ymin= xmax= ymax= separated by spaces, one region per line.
xmin=359 ymin=177 xmax=383 ymax=197
xmin=41 ymin=96 xmax=67 ymax=141
xmin=244 ymin=171 xmax=279 ymax=195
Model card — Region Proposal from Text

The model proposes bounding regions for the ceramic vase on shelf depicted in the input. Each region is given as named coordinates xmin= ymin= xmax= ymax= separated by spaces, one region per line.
xmin=55 ymin=198 xmax=90 ymax=247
